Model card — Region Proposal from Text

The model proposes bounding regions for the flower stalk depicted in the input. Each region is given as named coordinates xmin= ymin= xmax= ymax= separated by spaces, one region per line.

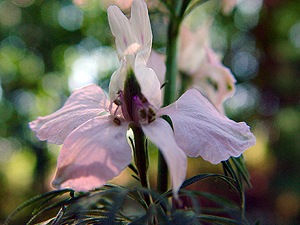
xmin=131 ymin=123 xmax=151 ymax=206
xmin=158 ymin=0 xmax=184 ymax=194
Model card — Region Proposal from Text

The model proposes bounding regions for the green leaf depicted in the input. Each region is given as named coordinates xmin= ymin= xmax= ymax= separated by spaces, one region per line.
xmin=198 ymin=214 xmax=244 ymax=225
xmin=103 ymin=189 xmax=129 ymax=225
xmin=171 ymin=210 xmax=201 ymax=225
xmin=231 ymin=156 xmax=252 ymax=188
xmin=129 ymin=204 xmax=169 ymax=225
xmin=181 ymin=174 xmax=237 ymax=193
xmin=4 ymin=189 xmax=73 ymax=225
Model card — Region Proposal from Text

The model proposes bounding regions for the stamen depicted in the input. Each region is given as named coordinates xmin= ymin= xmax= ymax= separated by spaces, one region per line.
xmin=113 ymin=117 xmax=121 ymax=126
xmin=139 ymin=109 xmax=147 ymax=119
xmin=114 ymin=99 xmax=122 ymax=106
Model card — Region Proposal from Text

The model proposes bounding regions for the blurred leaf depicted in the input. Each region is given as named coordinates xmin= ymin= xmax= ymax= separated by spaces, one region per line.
xmin=171 ymin=210 xmax=200 ymax=225
xmin=4 ymin=189 xmax=73 ymax=225
xmin=181 ymin=173 xmax=237 ymax=192
xmin=231 ymin=156 xmax=252 ymax=188
xmin=198 ymin=215 xmax=243 ymax=225
xmin=181 ymin=190 xmax=241 ymax=212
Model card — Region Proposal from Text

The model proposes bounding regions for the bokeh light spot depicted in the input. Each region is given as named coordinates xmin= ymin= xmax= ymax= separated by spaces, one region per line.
xmin=237 ymin=0 xmax=263 ymax=15
xmin=225 ymin=83 xmax=259 ymax=117
xmin=19 ymin=54 xmax=45 ymax=83
xmin=58 ymin=5 xmax=84 ymax=31
xmin=12 ymin=0 xmax=35 ymax=8
xmin=257 ymin=91 xmax=280 ymax=117
xmin=289 ymin=21 xmax=300 ymax=49
xmin=68 ymin=44 xmax=118 ymax=91
xmin=0 ymin=0 xmax=22 ymax=27
xmin=275 ymin=107 xmax=300 ymax=133
xmin=232 ymin=51 xmax=259 ymax=81
xmin=4 ymin=150 xmax=36 ymax=188
xmin=12 ymin=89 xmax=35 ymax=116
xmin=41 ymin=0 xmax=61 ymax=28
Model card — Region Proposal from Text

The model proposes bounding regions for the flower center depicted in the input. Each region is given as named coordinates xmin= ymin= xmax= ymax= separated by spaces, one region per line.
xmin=132 ymin=95 xmax=156 ymax=125
xmin=111 ymin=91 xmax=156 ymax=125
xmin=111 ymin=66 xmax=157 ymax=125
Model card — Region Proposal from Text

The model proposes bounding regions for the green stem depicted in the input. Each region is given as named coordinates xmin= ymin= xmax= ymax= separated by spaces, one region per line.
xmin=157 ymin=5 xmax=182 ymax=194
xmin=131 ymin=124 xmax=151 ymax=205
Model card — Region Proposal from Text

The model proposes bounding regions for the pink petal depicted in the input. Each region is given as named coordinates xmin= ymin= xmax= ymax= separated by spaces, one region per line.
xmin=147 ymin=50 xmax=166 ymax=87
xmin=134 ymin=54 xmax=162 ymax=108
xmin=52 ymin=115 xmax=131 ymax=192
xmin=29 ymin=84 xmax=110 ymax=145
xmin=178 ymin=23 xmax=211 ymax=74
xmin=158 ymin=89 xmax=256 ymax=164
xmin=193 ymin=49 xmax=236 ymax=114
xmin=107 ymin=5 xmax=135 ymax=58
xmin=222 ymin=0 xmax=237 ymax=14
xmin=142 ymin=118 xmax=187 ymax=198
xmin=109 ymin=58 xmax=127 ymax=102
xmin=130 ymin=0 xmax=152 ymax=59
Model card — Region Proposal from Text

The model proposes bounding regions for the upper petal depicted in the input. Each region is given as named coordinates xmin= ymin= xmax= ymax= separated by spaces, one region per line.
xmin=130 ymin=0 xmax=152 ymax=61
xmin=29 ymin=84 xmax=110 ymax=145
xmin=108 ymin=5 xmax=135 ymax=58
xmin=52 ymin=115 xmax=132 ymax=192
xmin=108 ymin=0 xmax=152 ymax=61
xmin=147 ymin=50 xmax=166 ymax=87
xmin=134 ymin=54 xmax=162 ymax=108
xmin=158 ymin=89 xmax=256 ymax=164
xmin=142 ymin=118 xmax=187 ymax=198
xmin=109 ymin=58 xmax=127 ymax=102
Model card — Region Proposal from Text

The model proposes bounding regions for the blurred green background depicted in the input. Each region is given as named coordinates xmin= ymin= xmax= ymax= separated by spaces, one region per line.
xmin=0 ymin=0 xmax=300 ymax=224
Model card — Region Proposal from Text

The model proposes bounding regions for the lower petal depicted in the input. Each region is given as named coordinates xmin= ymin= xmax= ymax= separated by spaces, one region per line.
xmin=142 ymin=118 xmax=187 ymax=198
xmin=52 ymin=115 xmax=132 ymax=192
xmin=159 ymin=89 xmax=256 ymax=164
xmin=29 ymin=84 xmax=109 ymax=145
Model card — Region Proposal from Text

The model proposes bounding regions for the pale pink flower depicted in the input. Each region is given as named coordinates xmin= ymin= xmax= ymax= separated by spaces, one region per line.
xmin=100 ymin=0 xmax=134 ymax=11
xmin=178 ymin=22 xmax=211 ymax=75
xmin=192 ymin=47 xmax=236 ymax=114
xmin=222 ymin=0 xmax=237 ymax=14
xmin=29 ymin=0 xmax=255 ymax=197
xmin=178 ymin=23 xmax=236 ymax=114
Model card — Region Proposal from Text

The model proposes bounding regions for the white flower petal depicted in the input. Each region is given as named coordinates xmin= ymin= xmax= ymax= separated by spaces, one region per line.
xmin=108 ymin=5 xmax=135 ymax=58
xmin=135 ymin=54 xmax=162 ymax=108
xmin=147 ymin=50 xmax=166 ymax=87
xmin=142 ymin=118 xmax=187 ymax=198
xmin=52 ymin=115 xmax=132 ymax=191
xmin=109 ymin=58 xmax=127 ymax=102
xmin=159 ymin=89 xmax=256 ymax=164
xmin=130 ymin=0 xmax=152 ymax=61
xmin=29 ymin=84 xmax=110 ymax=145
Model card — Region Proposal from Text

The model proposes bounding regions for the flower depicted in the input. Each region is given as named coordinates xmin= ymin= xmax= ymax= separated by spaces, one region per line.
xmin=107 ymin=0 xmax=161 ymax=108
xmin=178 ymin=23 xmax=236 ymax=114
xmin=222 ymin=0 xmax=237 ymax=14
xmin=192 ymin=47 xmax=236 ymax=114
xmin=178 ymin=22 xmax=211 ymax=75
xmin=29 ymin=0 xmax=256 ymax=198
